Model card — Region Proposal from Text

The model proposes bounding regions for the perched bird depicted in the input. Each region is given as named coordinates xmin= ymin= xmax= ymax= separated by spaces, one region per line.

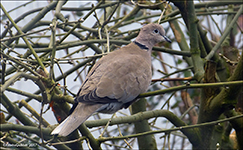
xmin=51 ymin=23 xmax=171 ymax=136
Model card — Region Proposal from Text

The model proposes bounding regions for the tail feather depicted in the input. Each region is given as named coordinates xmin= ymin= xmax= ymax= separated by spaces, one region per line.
xmin=51 ymin=103 xmax=102 ymax=136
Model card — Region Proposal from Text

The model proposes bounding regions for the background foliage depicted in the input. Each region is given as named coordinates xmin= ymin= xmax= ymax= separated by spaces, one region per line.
xmin=1 ymin=0 xmax=242 ymax=149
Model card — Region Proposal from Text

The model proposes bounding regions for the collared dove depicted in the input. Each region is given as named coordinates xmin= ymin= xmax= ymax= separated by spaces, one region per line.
xmin=51 ymin=23 xmax=171 ymax=136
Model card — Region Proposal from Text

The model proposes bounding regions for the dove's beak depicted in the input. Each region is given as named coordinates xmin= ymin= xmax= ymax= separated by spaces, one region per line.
xmin=163 ymin=35 xmax=171 ymax=43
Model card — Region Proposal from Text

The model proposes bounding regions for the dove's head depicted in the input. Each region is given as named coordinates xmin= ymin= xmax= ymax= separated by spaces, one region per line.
xmin=135 ymin=23 xmax=171 ymax=50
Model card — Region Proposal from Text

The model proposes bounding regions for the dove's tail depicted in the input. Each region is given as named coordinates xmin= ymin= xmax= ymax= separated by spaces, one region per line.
xmin=51 ymin=103 xmax=102 ymax=136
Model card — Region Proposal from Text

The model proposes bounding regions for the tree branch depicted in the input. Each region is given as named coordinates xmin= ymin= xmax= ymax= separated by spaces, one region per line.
xmin=0 ymin=124 xmax=71 ymax=150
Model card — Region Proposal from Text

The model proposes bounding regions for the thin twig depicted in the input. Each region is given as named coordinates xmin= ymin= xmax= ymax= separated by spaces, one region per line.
xmin=117 ymin=123 xmax=133 ymax=149
xmin=39 ymin=102 xmax=45 ymax=144
xmin=49 ymin=137 xmax=86 ymax=146
xmin=85 ymin=138 xmax=92 ymax=150
xmin=105 ymin=26 xmax=110 ymax=53
xmin=158 ymin=1 xmax=170 ymax=24
xmin=0 ymin=27 xmax=50 ymax=42
xmin=219 ymin=53 xmax=239 ymax=65
xmin=99 ymin=113 xmax=116 ymax=138
xmin=58 ymin=53 xmax=108 ymax=61
xmin=151 ymin=77 xmax=194 ymax=82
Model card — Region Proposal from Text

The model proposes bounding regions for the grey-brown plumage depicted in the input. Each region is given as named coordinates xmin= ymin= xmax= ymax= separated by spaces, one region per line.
xmin=51 ymin=23 xmax=171 ymax=136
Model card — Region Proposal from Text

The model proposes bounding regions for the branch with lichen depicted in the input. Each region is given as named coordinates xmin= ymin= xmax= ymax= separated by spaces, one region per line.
xmin=139 ymin=80 xmax=243 ymax=98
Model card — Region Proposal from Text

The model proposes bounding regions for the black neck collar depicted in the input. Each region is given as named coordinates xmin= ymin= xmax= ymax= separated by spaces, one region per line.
xmin=133 ymin=41 xmax=149 ymax=50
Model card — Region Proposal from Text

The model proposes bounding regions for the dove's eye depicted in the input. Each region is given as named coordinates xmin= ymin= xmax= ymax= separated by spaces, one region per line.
xmin=153 ymin=29 xmax=159 ymax=34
